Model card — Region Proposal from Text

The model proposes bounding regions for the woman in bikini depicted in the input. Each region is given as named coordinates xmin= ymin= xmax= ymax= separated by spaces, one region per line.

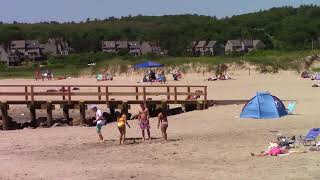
xmin=117 ymin=113 xmax=130 ymax=145
xmin=138 ymin=104 xmax=150 ymax=141
xmin=157 ymin=108 xmax=168 ymax=141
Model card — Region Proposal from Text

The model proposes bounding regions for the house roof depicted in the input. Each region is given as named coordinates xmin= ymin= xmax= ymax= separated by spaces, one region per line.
xmin=196 ymin=41 xmax=207 ymax=48
xmin=206 ymin=41 xmax=217 ymax=48
xmin=242 ymin=40 xmax=253 ymax=47
xmin=11 ymin=40 xmax=26 ymax=49
xmin=102 ymin=41 xmax=116 ymax=48
xmin=227 ymin=40 xmax=242 ymax=47
xmin=116 ymin=41 xmax=128 ymax=49
xmin=26 ymin=40 xmax=41 ymax=49
xmin=128 ymin=41 xmax=141 ymax=49
xmin=253 ymin=40 xmax=263 ymax=46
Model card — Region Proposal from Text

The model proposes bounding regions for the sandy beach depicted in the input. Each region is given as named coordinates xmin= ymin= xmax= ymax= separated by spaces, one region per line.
xmin=1 ymin=69 xmax=320 ymax=180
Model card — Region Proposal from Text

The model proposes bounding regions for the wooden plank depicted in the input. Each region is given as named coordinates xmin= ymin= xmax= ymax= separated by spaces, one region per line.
xmin=25 ymin=86 xmax=28 ymax=100
xmin=98 ymin=86 xmax=101 ymax=101
xmin=143 ymin=86 xmax=146 ymax=106
xmin=79 ymin=101 xmax=85 ymax=125
xmin=174 ymin=87 xmax=177 ymax=104
xmin=68 ymin=86 xmax=71 ymax=102
xmin=30 ymin=86 xmax=34 ymax=102
xmin=62 ymin=86 xmax=66 ymax=100
xmin=204 ymin=86 xmax=208 ymax=109
xmin=0 ymin=101 xmax=9 ymax=130
xmin=135 ymin=87 xmax=139 ymax=100
xmin=105 ymin=86 xmax=109 ymax=104
xmin=29 ymin=103 xmax=36 ymax=127
xmin=63 ymin=106 xmax=70 ymax=121
xmin=0 ymin=84 xmax=207 ymax=88
xmin=46 ymin=101 xmax=53 ymax=127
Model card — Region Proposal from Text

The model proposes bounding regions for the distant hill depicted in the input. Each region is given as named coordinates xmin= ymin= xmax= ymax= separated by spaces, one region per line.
xmin=0 ymin=5 xmax=320 ymax=55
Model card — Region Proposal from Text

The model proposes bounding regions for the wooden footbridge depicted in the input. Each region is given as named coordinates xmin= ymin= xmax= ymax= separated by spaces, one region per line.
xmin=0 ymin=85 xmax=208 ymax=130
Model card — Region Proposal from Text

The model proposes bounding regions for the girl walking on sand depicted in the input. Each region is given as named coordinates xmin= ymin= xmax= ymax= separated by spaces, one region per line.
xmin=157 ymin=109 xmax=168 ymax=141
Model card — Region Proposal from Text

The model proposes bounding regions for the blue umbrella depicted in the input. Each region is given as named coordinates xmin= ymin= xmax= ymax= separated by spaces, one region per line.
xmin=134 ymin=61 xmax=164 ymax=69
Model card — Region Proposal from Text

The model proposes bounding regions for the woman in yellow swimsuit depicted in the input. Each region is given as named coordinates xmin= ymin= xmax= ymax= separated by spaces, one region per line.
xmin=117 ymin=113 xmax=130 ymax=145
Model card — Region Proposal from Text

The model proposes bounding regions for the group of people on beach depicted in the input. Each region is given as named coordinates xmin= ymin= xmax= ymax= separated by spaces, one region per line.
xmin=90 ymin=103 xmax=168 ymax=144
xmin=35 ymin=68 xmax=53 ymax=81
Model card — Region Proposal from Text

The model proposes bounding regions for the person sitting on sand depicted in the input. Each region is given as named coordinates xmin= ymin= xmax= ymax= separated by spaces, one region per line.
xmin=138 ymin=103 xmax=150 ymax=141
xmin=157 ymin=108 xmax=168 ymax=142
xmin=117 ymin=112 xmax=131 ymax=145
xmin=91 ymin=105 xmax=105 ymax=142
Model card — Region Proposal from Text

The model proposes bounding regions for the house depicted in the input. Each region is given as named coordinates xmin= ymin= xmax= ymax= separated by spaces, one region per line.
xmin=8 ymin=52 xmax=21 ymax=66
xmin=116 ymin=41 xmax=128 ymax=50
xmin=26 ymin=40 xmax=44 ymax=60
xmin=253 ymin=40 xmax=266 ymax=50
xmin=42 ymin=38 xmax=70 ymax=56
xmin=9 ymin=39 xmax=45 ymax=61
xmin=225 ymin=40 xmax=265 ymax=54
xmin=186 ymin=41 xmax=197 ymax=56
xmin=140 ymin=42 xmax=163 ymax=55
xmin=225 ymin=40 xmax=242 ymax=54
xmin=195 ymin=41 xmax=208 ymax=56
xmin=10 ymin=40 xmax=26 ymax=55
xmin=0 ymin=45 xmax=9 ymax=64
xmin=102 ymin=41 xmax=117 ymax=53
xmin=205 ymin=41 xmax=225 ymax=56
xmin=128 ymin=41 xmax=141 ymax=56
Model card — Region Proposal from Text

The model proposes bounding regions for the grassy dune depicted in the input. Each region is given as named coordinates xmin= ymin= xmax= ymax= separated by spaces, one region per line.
xmin=0 ymin=49 xmax=319 ymax=79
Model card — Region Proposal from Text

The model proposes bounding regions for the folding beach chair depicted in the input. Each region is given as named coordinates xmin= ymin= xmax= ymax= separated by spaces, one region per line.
xmin=286 ymin=102 xmax=296 ymax=114
xmin=303 ymin=128 xmax=320 ymax=146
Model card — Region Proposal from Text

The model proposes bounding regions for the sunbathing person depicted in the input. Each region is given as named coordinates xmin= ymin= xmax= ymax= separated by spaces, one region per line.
xmin=250 ymin=142 xmax=288 ymax=157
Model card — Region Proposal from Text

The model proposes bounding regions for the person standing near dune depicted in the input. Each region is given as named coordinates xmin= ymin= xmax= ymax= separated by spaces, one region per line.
xmin=138 ymin=104 xmax=150 ymax=141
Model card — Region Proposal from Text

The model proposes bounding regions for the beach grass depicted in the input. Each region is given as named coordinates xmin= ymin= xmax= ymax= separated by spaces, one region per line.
xmin=0 ymin=49 xmax=319 ymax=78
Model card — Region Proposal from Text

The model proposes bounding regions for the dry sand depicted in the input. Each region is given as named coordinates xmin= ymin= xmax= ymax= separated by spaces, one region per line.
xmin=1 ymin=70 xmax=320 ymax=180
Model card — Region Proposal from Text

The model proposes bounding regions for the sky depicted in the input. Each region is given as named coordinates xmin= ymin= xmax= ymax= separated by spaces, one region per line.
xmin=1 ymin=0 xmax=320 ymax=23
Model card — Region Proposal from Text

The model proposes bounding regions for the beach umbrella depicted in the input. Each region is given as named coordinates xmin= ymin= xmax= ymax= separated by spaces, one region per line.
xmin=134 ymin=61 xmax=164 ymax=69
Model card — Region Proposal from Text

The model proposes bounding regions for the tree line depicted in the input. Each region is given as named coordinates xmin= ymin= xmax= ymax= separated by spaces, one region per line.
xmin=0 ymin=5 xmax=320 ymax=56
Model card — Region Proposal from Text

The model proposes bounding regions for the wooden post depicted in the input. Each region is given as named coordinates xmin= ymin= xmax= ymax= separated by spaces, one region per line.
xmin=161 ymin=100 xmax=167 ymax=111
xmin=174 ymin=87 xmax=177 ymax=104
xmin=121 ymin=101 xmax=129 ymax=116
xmin=197 ymin=100 xmax=204 ymax=110
xmin=105 ymin=86 xmax=109 ymax=104
xmin=204 ymin=86 xmax=207 ymax=109
xmin=143 ymin=86 xmax=147 ymax=106
xmin=98 ymin=86 xmax=101 ymax=101
xmin=67 ymin=86 xmax=71 ymax=102
xmin=167 ymin=87 xmax=170 ymax=100
xmin=79 ymin=101 xmax=85 ymax=125
xmin=46 ymin=101 xmax=53 ymax=127
xmin=25 ymin=86 xmax=28 ymax=101
xmin=63 ymin=105 xmax=70 ymax=121
xmin=30 ymin=85 xmax=34 ymax=102
xmin=109 ymin=102 xmax=115 ymax=116
xmin=29 ymin=103 xmax=36 ymax=127
xmin=187 ymin=86 xmax=191 ymax=93
xmin=135 ymin=87 xmax=139 ymax=100
xmin=62 ymin=86 xmax=66 ymax=100
xmin=0 ymin=101 xmax=9 ymax=130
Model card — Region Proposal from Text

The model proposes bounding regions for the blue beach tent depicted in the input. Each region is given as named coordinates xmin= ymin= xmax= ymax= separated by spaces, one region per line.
xmin=240 ymin=91 xmax=288 ymax=119
xmin=134 ymin=61 xmax=164 ymax=69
